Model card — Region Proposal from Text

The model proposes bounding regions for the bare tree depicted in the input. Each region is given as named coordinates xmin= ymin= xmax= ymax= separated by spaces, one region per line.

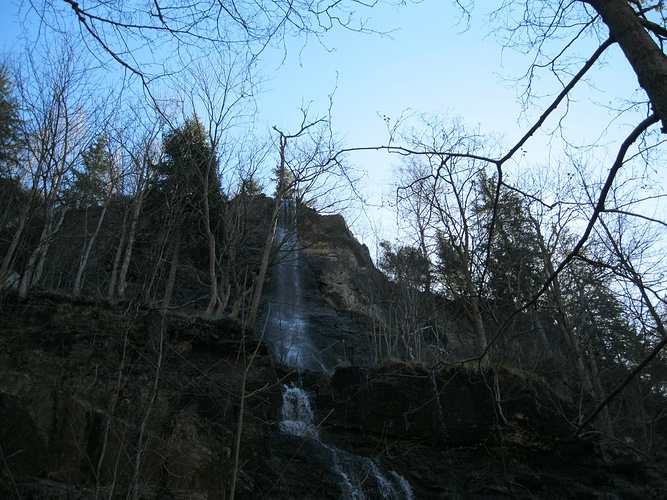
xmin=109 ymin=109 xmax=167 ymax=300
xmin=172 ymin=48 xmax=257 ymax=317
xmin=246 ymin=109 xmax=351 ymax=327
xmin=326 ymin=1 xmax=667 ymax=436
xmin=27 ymin=0 xmax=396 ymax=111
xmin=389 ymin=116 xmax=496 ymax=363
xmin=3 ymin=41 xmax=98 ymax=298
xmin=216 ymin=142 xmax=271 ymax=319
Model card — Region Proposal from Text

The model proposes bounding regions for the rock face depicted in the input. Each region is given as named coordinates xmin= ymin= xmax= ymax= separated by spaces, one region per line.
xmin=2 ymin=199 xmax=667 ymax=500
xmin=1 ymin=294 xmax=666 ymax=498
xmin=320 ymin=363 xmax=573 ymax=446
xmin=0 ymin=293 xmax=281 ymax=499
xmin=260 ymin=204 xmax=380 ymax=370
xmin=314 ymin=363 xmax=665 ymax=499
xmin=297 ymin=206 xmax=379 ymax=316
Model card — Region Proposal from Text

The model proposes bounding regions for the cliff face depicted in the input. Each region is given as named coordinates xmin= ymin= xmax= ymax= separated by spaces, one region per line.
xmin=1 ymin=293 xmax=666 ymax=499
xmin=259 ymin=205 xmax=382 ymax=370
xmin=1 ymin=205 xmax=666 ymax=499
xmin=0 ymin=294 xmax=282 ymax=498
xmin=297 ymin=206 xmax=379 ymax=316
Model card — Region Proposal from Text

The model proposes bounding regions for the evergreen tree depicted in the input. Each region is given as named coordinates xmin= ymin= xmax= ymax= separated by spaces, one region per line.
xmin=239 ymin=176 xmax=263 ymax=198
xmin=143 ymin=115 xmax=222 ymax=307
xmin=70 ymin=134 xmax=117 ymax=293
xmin=378 ymin=241 xmax=430 ymax=293
xmin=0 ymin=64 xmax=23 ymax=176
xmin=475 ymin=174 xmax=542 ymax=310
xmin=77 ymin=135 xmax=114 ymax=200
xmin=158 ymin=116 xmax=219 ymax=207
xmin=431 ymin=170 xmax=544 ymax=362
xmin=0 ymin=64 xmax=26 ymax=251
xmin=378 ymin=241 xmax=435 ymax=359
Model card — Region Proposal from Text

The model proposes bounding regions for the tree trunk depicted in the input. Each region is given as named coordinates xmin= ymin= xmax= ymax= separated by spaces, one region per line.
xmin=245 ymin=200 xmax=280 ymax=328
xmin=230 ymin=275 xmax=254 ymax=320
xmin=586 ymin=0 xmax=667 ymax=131
xmin=74 ymin=203 xmax=109 ymax=294
xmin=0 ymin=183 xmax=41 ymax=284
xmin=94 ymin=325 xmax=130 ymax=500
xmin=215 ymin=259 xmax=233 ymax=317
xmin=31 ymin=208 xmax=66 ymax=288
xmin=18 ymin=244 xmax=40 ymax=299
xmin=107 ymin=212 xmax=128 ymax=298
xmin=161 ymin=226 xmax=181 ymax=310
xmin=229 ymin=328 xmax=264 ymax=500
xmin=458 ymin=245 xmax=489 ymax=364
xmin=531 ymin=308 xmax=553 ymax=361
xmin=118 ymin=190 xmax=144 ymax=297
xmin=532 ymin=220 xmax=614 ymax=435
xmin=0 ymin=208 xmax=28 ymax=284
xmin=202 ymin=164 xmax=218 ymax=317
xmin=469 ymin=294 xmax=489 ymax=365
xmin=246 ymin=133 xmax=289 ymax=328
xmin=18 ymin=207 xmax=65 ymax=298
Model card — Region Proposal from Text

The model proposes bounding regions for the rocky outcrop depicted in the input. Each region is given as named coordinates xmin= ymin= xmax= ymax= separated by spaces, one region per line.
xmin=0 ymin=293 xmax=280 ymax=499
xmin=297 ymin=206 xmax=380 ymax=316
xmin=2 ymin=295 xmax=666 ymax=499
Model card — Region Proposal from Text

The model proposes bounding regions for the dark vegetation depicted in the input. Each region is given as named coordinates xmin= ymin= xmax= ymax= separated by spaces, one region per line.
xmin=2 ymin=291 xmax=666 ymax=499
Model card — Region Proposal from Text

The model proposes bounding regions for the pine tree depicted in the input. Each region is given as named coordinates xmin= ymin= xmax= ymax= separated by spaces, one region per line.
xmin=71 ymin=135 xmax=116 ymax=293
xmin=144 ymin=115 xmax=222 ymax=308
xmin=474 ymin=173 xmax=542 ymax=311
xmin=0 ymin=64 xmax=23 ymax=176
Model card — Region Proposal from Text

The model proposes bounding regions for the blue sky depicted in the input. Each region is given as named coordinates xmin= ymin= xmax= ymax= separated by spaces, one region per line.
xmin=250 ymin=1 xmax=642 ymax=244
xmin=251 ymin=1 xmax=527 ymax=241
xmin=0 ymin=0 xmax=645 ymax=248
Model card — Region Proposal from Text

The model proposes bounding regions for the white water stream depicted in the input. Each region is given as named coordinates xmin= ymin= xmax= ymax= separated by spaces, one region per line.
xmin=266 ymin=200 xmax=325 ymax=371
xmin=279 ymin=384 xmax=319 ymax=439
xmin=270 ymin=200 xmax=414 ymax=498
xmin=279 ymin=384 xmax=414 ymax=500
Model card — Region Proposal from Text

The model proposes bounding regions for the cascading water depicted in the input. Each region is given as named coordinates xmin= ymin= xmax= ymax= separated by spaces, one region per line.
xmin=269 ymin=199 xmax=414 ymax=498
xmin=266 ymin=199 xmax=326 ymax=372
xmin=279 ymin=384 xmax=413 ymax=499
xmin=279 ymin=383 xmax=319 ymax=439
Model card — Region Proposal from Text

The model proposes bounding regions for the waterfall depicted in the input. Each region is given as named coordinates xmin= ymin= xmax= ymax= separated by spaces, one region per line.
xmin=279 ymin=384 xmax=318 ymax=439
xmin=271 ymin=199 xmax=413 ymax=498
xmin=279 ymin=384 xmax=413 ymax=499
xmin=266 ymin=199 xmax=325 ymax=371
xmin=390 ymin=471 xmax=414 ymax=498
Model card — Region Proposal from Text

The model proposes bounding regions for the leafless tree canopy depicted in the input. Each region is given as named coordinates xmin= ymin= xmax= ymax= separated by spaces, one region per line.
xmin=31 ymin=0 xmax=396 ymax=85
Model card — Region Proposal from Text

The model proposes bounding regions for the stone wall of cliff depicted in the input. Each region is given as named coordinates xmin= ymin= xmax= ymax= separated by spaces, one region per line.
xmin=1 ymin=293 xmax=665 ymax=498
